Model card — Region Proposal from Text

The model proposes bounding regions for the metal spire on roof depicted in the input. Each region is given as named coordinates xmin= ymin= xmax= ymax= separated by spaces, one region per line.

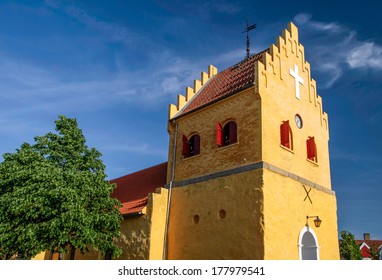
xmin=242 ymin=22 xmax=256 ymax=59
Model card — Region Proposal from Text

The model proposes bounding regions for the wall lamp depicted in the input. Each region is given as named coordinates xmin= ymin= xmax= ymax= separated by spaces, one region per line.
xmin=306 ymin=216 xmax=322 ymax=228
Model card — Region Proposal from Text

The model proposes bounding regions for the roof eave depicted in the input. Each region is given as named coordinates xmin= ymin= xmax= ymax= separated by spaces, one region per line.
xmin=122 ymin=211 xmax=144 ymax=218
xmin=170 ymin=82 xmax=256 ymax=121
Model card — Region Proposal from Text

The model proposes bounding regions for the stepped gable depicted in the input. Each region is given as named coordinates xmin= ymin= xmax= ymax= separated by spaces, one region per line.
xmin=110 ymin=162 xmax=168 ymax=215
xmin=176 ymin=50 xmax=267 ymax=118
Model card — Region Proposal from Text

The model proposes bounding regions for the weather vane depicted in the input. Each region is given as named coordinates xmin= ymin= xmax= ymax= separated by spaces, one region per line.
xmin=242 ymin=22 xmax=256 ymax=59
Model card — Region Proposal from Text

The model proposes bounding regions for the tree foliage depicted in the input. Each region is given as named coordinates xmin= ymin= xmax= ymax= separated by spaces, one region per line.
xmin=339 ymin=231 xmax=363 ymax=260
xmin=368 ymin=243 xmax=381 ymax=260
xmin=0 ymin=116 xmax=122 ymax=259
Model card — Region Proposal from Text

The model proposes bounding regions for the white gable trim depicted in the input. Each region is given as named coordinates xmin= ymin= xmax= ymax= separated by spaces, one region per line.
xmin=359 ymin=242 xmax=370 ymax=250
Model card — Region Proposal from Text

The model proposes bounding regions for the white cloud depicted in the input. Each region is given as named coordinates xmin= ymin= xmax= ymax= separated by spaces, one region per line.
xmin=310 ymin=22 xmax=342 ymax=33
xmin=346 ymin=42 xmax=382 ymax=69
xmin=294 ymin=13 xmax=382 ymax=88
xmin=40 ymin=1 xmax=215 ymax=106
xmin=317 ymin=63 xmax=343 ymax=88
xmin=0 ymin=56 xmax=124 ymax=110
xmin=294 ymin=13 xmax=312 ymax=25
xmin=67 ymin=7 xmax=143 ymax=46
xmin=294 ymin=13 xmax=342 ymax=33
xmin=161 ymin=77 xmax=182 ymax=94
xmin=0 ymin=46 xmax=209 ymax=113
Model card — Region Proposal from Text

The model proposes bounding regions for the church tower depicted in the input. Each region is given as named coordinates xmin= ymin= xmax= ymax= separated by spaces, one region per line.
xmin=165 ymin=22 xmax=339 ymax=260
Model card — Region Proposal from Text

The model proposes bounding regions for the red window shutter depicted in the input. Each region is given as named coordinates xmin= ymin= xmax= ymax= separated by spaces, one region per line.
xmin=307 ymin=137 xmax=316 ymax=161
xmin=229 ymin=121 xmax=237 ymax=144
xmin=182 ymin=135 xmax=190 ymax=157
xmin=280 ymin=120 xmax=290 ymax=148
xmin=193 ymin=134 xmax=200 ymax=155
xmin=216 ymin=122 xmax=223 ymax=147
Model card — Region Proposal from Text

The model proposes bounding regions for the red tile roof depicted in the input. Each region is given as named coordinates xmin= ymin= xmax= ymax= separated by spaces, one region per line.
xmin=356 ymin=240 xmax=382 ymax=248
xmin=110 ymin=162 xmax=168 ymax=215
xmin=178 ymin=50 xmax=267 ymax=117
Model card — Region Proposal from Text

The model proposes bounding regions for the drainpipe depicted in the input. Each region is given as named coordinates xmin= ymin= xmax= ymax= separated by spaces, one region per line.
xmin=162 ymin=119 xmax=178 ymax=260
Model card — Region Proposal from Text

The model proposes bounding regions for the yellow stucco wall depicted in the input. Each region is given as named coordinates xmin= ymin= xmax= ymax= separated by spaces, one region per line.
xmin=31 ymin=252 xmax=46 ymax=260
xmin=114 ymin=187 xmax=168 ymax=260
xmin=262 ymin=169 xmax=339 ymax=259
xmin=166 ymin=78 xmax=264 ymax=259
xmin=167 ymin=170 xmax=264 ymax=259
xmin=167 ymin=86 xmax=261 ymax=184
xmin=256 ymin=22 xmax=331 ymax=189
xmin=255 ymin=22 xmax=339 ymax=259
xmin=148 ymin=188 xmax=168 ymax=260
xmin=114 ymin=214 xmax=151 ymax=260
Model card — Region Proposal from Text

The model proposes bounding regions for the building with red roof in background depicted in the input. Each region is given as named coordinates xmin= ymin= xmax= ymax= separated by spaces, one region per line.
xmin=356 ymin=233 xmax=382 ymax=260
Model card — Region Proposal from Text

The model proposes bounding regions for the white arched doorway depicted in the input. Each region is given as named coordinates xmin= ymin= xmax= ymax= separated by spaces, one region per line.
xmin=298 ymin=226 xmax=320 ymax=260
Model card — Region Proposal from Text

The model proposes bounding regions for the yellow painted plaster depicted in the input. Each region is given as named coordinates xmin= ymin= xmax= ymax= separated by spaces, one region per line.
xmin=167 ymin=87 xmax=262 ymax=184
xmin=148 ymin=188 xmax=168 ymax=260
xmin=167 ymin=170 xmax=264 ymax=260
xmin=256 ymin=22 xmax=339 ymax=259
xmin=114 ymin=187 xmax=168 ymax=260
xmin=31 ymin=252 xmax=46 ymax=260
xmin=262 ymin=169 xmax=339 ymax=259
xmin=255 ymin=22 xmax=331 ymax=188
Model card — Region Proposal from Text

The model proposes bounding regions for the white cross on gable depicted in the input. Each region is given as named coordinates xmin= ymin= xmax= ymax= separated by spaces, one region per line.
xmin=289 ymin=64 xmax=304 ymax=100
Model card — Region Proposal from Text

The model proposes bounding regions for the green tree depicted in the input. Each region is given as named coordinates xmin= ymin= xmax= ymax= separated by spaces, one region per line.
xmin=339 ymin=231 xmax=363 ymax=260
xmin=368 ymin=244 xmax=380 ymax=260
xmin=0 ymin=116 xmax=122 ymax=260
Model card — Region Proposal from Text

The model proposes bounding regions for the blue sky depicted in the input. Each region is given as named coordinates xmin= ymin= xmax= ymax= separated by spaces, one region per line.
xmin=0 ymin=0 xmax=381 ymax=240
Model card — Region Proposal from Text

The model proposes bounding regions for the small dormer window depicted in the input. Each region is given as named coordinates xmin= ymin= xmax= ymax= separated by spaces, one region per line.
xmin=182 ymin=134 xmax=200 ymax=158
xmin=216 ymin=121 xmax=237 ymax=147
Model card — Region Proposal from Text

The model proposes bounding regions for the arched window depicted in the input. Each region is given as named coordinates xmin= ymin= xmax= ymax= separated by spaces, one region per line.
xmin=182 ymin=134 xmax=200 ymax=158
xmin=216 ymin=121 xmax=237 ymax=147
xmin=280 ymin=120 xmax=293 ymax=149
xmin=298 ymin=226 xmax=320 ymax=260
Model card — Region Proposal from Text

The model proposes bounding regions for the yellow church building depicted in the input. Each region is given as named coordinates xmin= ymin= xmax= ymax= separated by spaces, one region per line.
xmin=41 ymin=22 xmax=339 ymax=260
xmin=106 ymin=22 xmax=340 ymax=260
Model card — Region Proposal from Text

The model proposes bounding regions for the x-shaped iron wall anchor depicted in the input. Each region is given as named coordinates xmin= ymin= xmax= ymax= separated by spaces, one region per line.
xmin=303 ymin=185 xmax=312 ymax=204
